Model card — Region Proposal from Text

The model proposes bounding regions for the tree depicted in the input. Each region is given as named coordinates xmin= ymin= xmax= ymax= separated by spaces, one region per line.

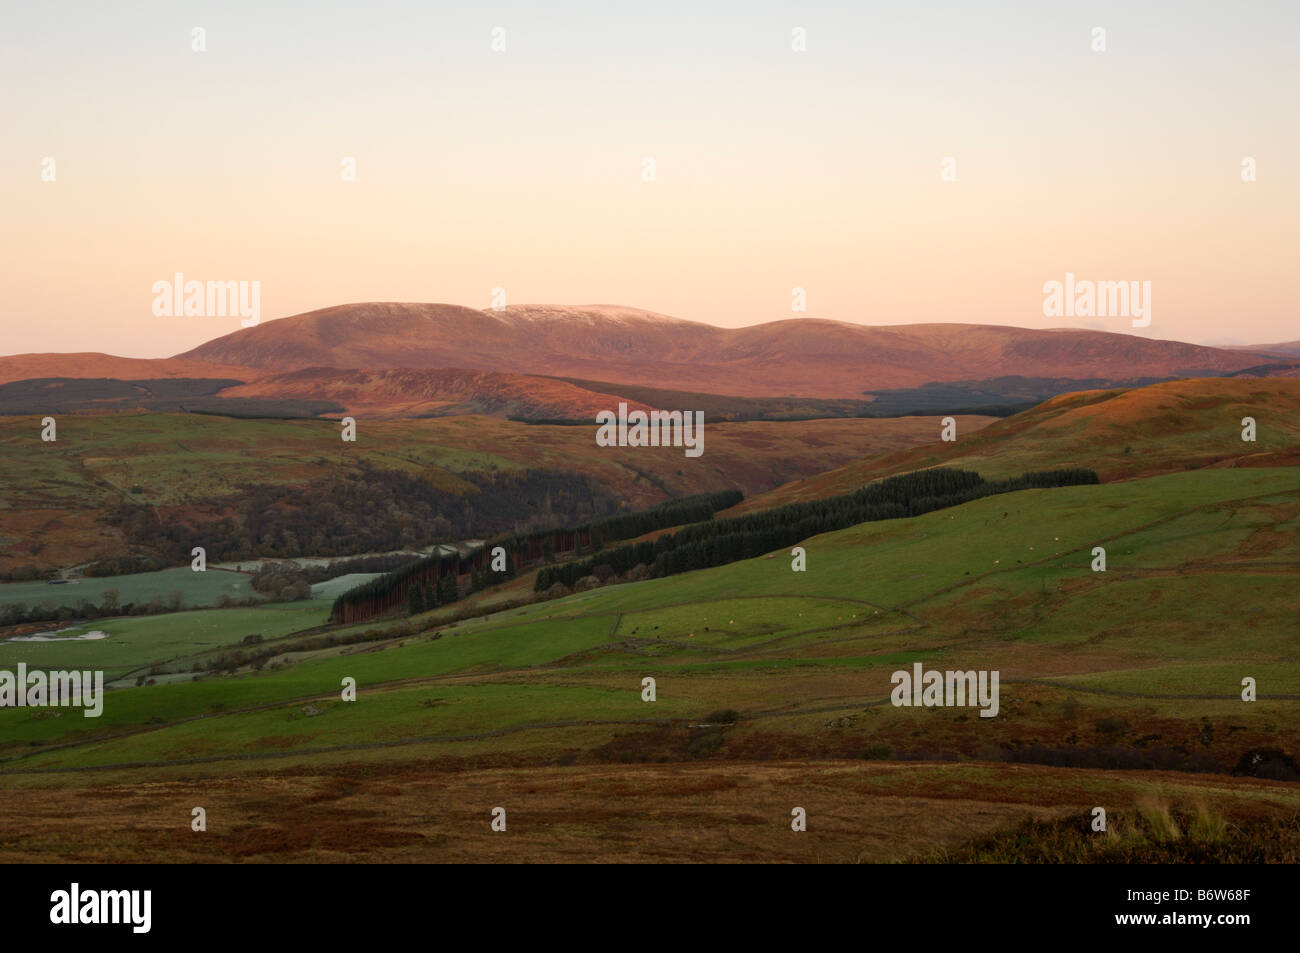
xmin=100 ymin=588 xmax=121 ymax=615
xmin=438 ymin=575 xmax=458 ymax=606
xmin=408 ymin=584 xmax=425 ymax=615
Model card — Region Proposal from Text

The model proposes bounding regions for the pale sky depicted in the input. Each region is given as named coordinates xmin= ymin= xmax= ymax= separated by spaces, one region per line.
xmin=2 ymin=0 xmax=1297 ymax=357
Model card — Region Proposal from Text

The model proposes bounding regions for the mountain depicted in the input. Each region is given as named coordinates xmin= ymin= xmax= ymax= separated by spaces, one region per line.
xmin=178 ymin=303 xmax=1273 ymax=399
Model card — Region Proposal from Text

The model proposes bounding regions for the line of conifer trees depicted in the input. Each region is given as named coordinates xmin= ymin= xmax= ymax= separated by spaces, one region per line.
xmin=535 ymin=467 xmax=1099 ymax=590
xmin=496 ymin=488 xmax=742 ymax=563
xmin=329 ymin=488 xmax=743 ymax=623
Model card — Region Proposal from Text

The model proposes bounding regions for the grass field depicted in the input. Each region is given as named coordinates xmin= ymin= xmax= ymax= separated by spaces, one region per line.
xmin=0 ymin=600 xmax=331 ymax=683
xmin=1 ymin=460 xmax=1296 ymax=862
xmin=0 ymin=566 xmax=259 ymax=613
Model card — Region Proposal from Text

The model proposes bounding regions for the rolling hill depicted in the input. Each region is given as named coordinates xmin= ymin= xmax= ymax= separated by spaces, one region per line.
xmin=0 ymin=411 xmax=993 ymax=574
xmin=1226 ymin=340 xmax=1300 ymax=359
xmin=179 ymin=303 xmax=1274 ymax=399
xmin=726 ymin=377 xmax=1300 ymax=514
xmin=0 ymin=353 xmax=259 ymax=387
xmin=213 ymin=367 xmax=659 ymax=420
xmin=3 ymin=464 xmax=1297 ymax=862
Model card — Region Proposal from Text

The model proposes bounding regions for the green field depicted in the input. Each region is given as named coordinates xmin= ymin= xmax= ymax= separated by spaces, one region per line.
xmin=1 ymin=444 xmax=1296 ymax=865
xmin=0 ymin=600 xmax=330 ymax=683
xmin=3 ymin=466 xmax=1295 ymax=773
xmin=0 ymin=566 xmax=260 ymax=613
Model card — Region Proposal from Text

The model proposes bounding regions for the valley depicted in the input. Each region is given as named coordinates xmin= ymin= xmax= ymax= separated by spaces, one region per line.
xmin=1 ymin=380 xmax=1295 ymax=862
xmin=1 ymin=308 xmax=1297 ymax=865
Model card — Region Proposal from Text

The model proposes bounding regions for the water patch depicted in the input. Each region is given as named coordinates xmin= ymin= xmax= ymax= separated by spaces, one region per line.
xmin=10 ymin=628 xmax=109 ymax=643
xmin=310 ymin=573 xmax=383 ymax=600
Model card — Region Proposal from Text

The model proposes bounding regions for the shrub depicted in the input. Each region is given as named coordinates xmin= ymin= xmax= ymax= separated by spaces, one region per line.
xmin=1095 ymin=716 xmax=1129 ymax=737
xmin=686 ymin=729 xmax=725 ymax=758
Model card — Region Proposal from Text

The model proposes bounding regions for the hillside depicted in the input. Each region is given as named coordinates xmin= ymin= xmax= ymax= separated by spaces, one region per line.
xmin=178 ymin=303 xmax=1271 ymax=399
xmin=0 ymin=353 xmax=258 ymax=386
xmin=3 ymin=465 xmax=1297 ymax=861
xmin=0 ymin=411 xmax=993 ymax=574
xmin=726 ymin=377 xmax=1300 ymax=514
xmin=216 ymin=367 xmax=658 ymax=419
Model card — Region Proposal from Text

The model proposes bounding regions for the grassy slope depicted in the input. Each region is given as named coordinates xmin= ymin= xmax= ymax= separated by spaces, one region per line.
xmin=0 ymin=566 xmax=260 ymax=613
xmin=0 ymin=600 xmax=331 ymax=683
xmin=3 ymin=467 xmax=1295 ymax=774
xmin=725 ymin=377 xmax=1300 ymax=514
xmin=1 ymin=398 xmax=1296 ymax=861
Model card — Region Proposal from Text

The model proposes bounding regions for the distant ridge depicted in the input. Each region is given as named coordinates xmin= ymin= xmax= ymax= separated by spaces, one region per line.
xmin=1223 ymin=340 xmax=1300 ymax=359
xmin=0 ymin=353 xmax=257 ymax=387
xmin=178 ymin=302 xmax=1275 ymax=399
xmin=217 ymin=367 xmax=657 ymax=419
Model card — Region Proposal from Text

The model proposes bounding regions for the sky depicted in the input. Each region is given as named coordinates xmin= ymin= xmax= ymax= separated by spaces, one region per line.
xmin=2 ymin=0 xmax=1297 ymax=357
